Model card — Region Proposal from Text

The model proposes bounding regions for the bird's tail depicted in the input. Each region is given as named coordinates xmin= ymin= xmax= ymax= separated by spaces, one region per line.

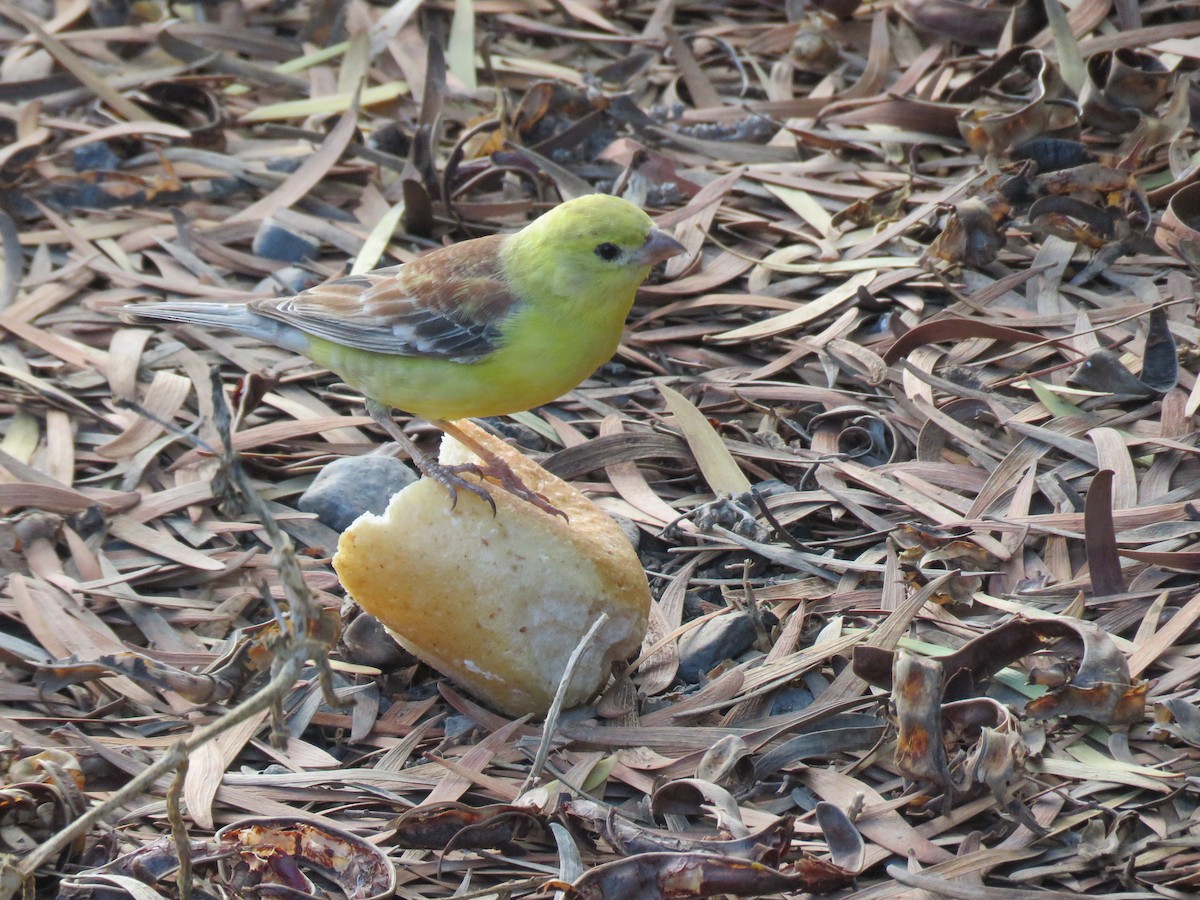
xmin=120 ymin=302 xmax=306 ymax=352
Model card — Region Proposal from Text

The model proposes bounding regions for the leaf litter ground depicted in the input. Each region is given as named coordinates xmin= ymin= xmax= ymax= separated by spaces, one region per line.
xmin=4 ymin=0 xmax=1200 ymax=897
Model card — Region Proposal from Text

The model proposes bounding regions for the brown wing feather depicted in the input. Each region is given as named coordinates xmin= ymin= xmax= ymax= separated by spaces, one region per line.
xmin=249 ymin=235 xmax=520 ymax=360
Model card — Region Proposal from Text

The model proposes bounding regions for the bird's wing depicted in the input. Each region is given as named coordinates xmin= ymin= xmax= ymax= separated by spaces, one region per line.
xmin=250 ymin=235 xmax=520 ymax=360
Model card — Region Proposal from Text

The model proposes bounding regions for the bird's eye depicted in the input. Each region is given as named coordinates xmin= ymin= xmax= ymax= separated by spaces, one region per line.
xmin=594 ymin=242 xmax=622 ymax=262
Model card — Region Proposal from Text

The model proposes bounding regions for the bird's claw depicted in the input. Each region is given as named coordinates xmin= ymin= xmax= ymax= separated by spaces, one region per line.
xmin=364 ymin=402 xmax=565 ymax=519
xmin=446 ymin=462 xmax=566 ymax=521
xmin=494 ymin=477 xmax=566 ymax=521
xmin=439 ymin=467 xmax=498 ymax=516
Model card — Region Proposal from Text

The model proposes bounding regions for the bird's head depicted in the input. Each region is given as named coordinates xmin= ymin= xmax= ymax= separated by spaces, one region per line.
xmin=504 ymin=194 xmax=686 ymax=312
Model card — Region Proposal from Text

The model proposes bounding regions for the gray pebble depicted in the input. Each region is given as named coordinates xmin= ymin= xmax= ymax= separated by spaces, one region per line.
xmin=769 ymin=685 xmax=815 ymax=716
xmin=256 ymin=265 xmax=323 ymax=295
xmin=677 ymin=611 xmax=758 ymax=683
xmin=607 ymin=512 xmax=641 ymax=550
xmin=342 ymin=614 xmax=410 ymax=670
xmin=253 ymin=218 xmax=318 ymax=263
xmin=299 ymin=455 xmax=417 ymax=532
xmin=444 ymin=714 xmax=478 ymax=743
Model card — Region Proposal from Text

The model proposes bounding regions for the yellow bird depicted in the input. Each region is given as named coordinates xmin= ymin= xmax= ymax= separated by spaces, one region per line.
xmin=123 ymin=194 xmax=686 ymax=513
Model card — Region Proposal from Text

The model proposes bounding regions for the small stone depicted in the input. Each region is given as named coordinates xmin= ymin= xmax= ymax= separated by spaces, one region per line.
xmin=769 ymin=685 xmax=814 ymax=716
xmin=71 ymin=142 xmax=121 ymax=173
xmin=299 ymin=456 xmax=417 ymax=533
xmin=256 ymin=265 xmax=322 ymax=295
xmin=342 ymin=613 xmax=411 ymax=671
xmin=252 ymin=218 xmax=318 ymax=263
xmin=443 ymin=715 xmax=478 ymax=743
xmin=334 ymin=422 xmax=650 ymax=718
xmin=677 ymin=611 xmax=758 ymax=683
xmin=608 ymin=512 xmax=641 ymax=550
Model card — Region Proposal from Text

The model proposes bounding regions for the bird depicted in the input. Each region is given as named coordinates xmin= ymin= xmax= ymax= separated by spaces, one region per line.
xmin=122 ymin=193 xmax=686 ymax=516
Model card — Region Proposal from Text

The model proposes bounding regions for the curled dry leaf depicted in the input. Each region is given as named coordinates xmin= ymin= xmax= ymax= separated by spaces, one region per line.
xmin=1150 ymin=699 xmax=1200 ymax=747
xmin=35 ymin=651 xmax=237 ymax=705
xmin=1023 ymin=621 xmax=1147 ymax=726
xmin=602 ymin=807 xmax=794 ymax=864
xmin=58 ymin=834 xmax=207 ymax=895
xmin=650 ymin=778 xmax=749 ymax=839
xmin=1155 ymin=180 xmax=1200 ymax=261
xmin=832 ymin=182 xmax=912 ymax=230
xmin=1028 ymin=195 xmax=1119 ymax=248
xmin=1 ymin=749 xmax=88 ymax=860
xmin=515 ymin=82 xmax=609 ymax=140
xmin=388 ymin=801 xmax=548 ymax=851
xmin=216 ymin=817 xmax=396 ymax=900
xmin=125 ymin=79 xmax=228 ymax=151
xmin=924 ymin=198 xmax=1007 ymax=267
xmin=925 ymin=149 xmax=1151 ymax=276
xmin=1035 ymin=160 xmax=1139 ymax=199
xmin=893 ymin=650 xmax=953 ymax=787
xmin=896 ymin=0 xmax=1044 ymax=48
xmin=809 ymin=405 xmax=901 ymax=466
xmin=814 ymin=801 xmax=865 ymax=874
xmin=1119 ymin=79 xmax=1192 ymax=159
xmin=36 ymin=608 xmax=342 ymax=705
xmin=944 ymin=697 xmax=1027 ymax=802
xmin=957 ymin=51 xmax=1079 ymax=156
xmin=549 ymin=851 xmax=857 ymax=899
xmin=1081 ymin=49 xmax=1171 ymax=134
xmin=895 ymin=524 xmax=996 ymax=607
xmin=857 ymin=616 xmax=1146 ymax=727
xmin=695 ymin=735 xmax=755 ymax=794
xmin=874 ymin=660 xmax=1035 ymax=809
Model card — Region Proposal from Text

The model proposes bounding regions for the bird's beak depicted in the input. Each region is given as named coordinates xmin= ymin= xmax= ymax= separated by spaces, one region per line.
xmin=633 ymin=228 xmax=686 ymax=266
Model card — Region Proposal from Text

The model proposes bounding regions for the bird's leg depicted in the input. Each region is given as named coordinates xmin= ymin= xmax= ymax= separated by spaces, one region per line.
xmin=364 ymin=400 xmax=497 ymax=514
xmin=433 ymin=419 xmax=568 ymax=521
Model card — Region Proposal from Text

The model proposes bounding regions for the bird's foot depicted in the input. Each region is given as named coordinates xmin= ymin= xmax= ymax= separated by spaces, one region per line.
xmin=418 ymin=460 xmax=499 ymax=515
xmin=364 ymin=401 xmax=565 ymax=518
xmin=449 ymin=456 xmax=567 ymax=521
xmin=364 ymin=400 xmax=497 ymax=512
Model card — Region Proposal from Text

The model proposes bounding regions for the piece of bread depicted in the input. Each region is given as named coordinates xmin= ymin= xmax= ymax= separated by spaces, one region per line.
xmin=334 ymin=421 xmax=650 ymax=717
